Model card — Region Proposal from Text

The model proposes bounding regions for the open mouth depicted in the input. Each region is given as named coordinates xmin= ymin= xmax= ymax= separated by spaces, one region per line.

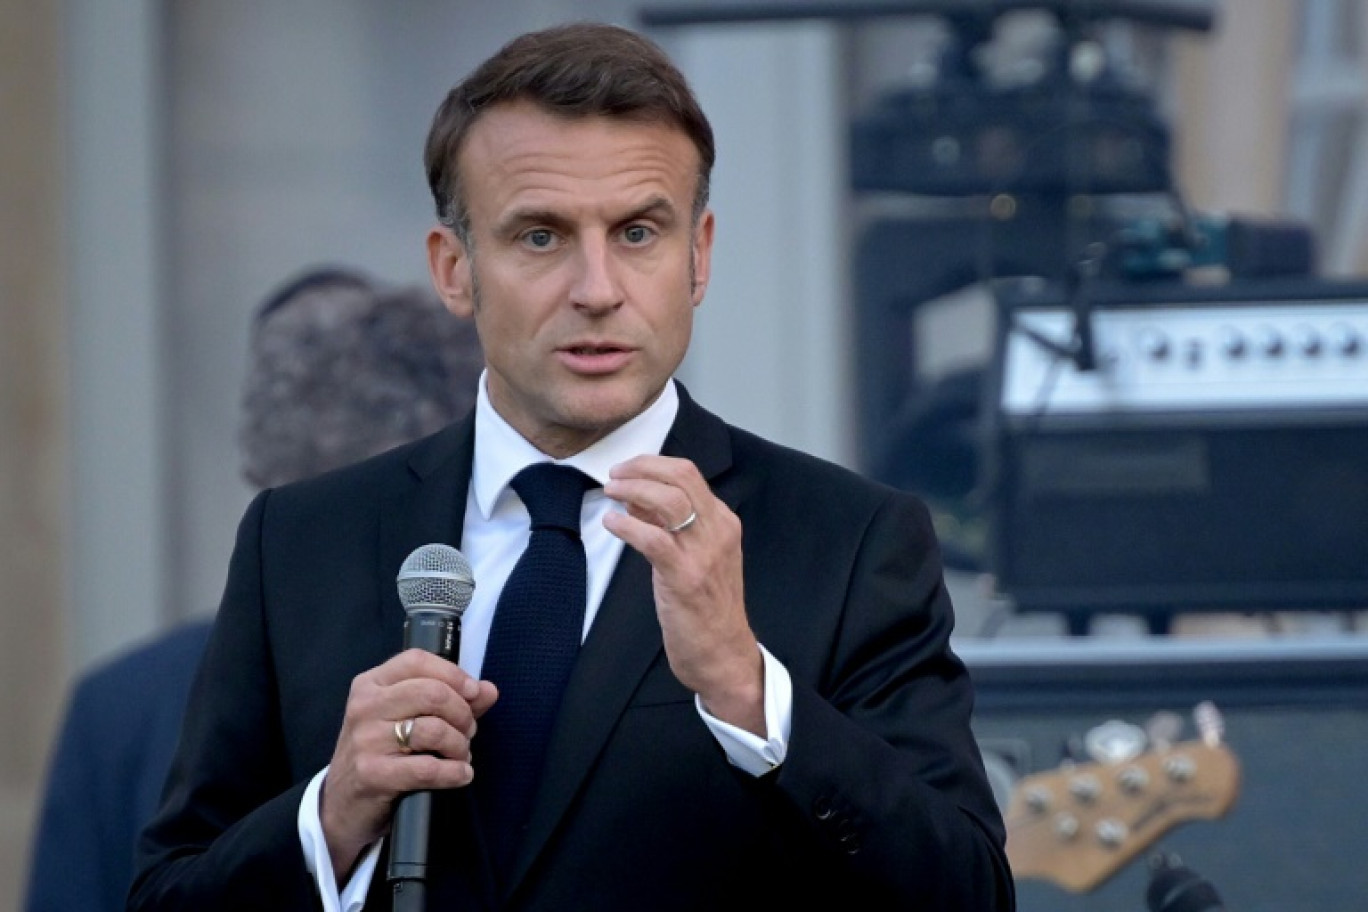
xmin=558 ymin=344 xmax=633 ymax=373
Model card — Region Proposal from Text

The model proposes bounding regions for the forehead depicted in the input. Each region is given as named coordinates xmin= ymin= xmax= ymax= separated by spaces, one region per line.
xmin=457 ymin=101 xmax=701 ymax=220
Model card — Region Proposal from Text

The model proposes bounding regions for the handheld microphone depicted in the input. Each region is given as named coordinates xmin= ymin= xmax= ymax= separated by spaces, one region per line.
xmin=388 ymin=544 xmax=475 ymax=911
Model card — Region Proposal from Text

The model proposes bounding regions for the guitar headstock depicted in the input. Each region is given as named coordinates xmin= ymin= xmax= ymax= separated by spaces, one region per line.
xmin=1005 ymin=708 xmax=1240 ymax=893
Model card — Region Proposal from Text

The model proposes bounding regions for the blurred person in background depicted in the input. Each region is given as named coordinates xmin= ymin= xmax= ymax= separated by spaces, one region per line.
xmin=23 ymin=266 xmax=482 ymax=912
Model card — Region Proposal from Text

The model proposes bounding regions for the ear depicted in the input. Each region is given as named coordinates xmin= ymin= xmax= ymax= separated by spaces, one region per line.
xmin=689 ymin=208 xmax=715 ymax=307
xmin=427 ymin=225 xmax=475 ymax=317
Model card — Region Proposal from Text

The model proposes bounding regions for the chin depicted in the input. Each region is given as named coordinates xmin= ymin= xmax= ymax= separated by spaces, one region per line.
xmin=559 ymin=387 xmax=652 ymax=433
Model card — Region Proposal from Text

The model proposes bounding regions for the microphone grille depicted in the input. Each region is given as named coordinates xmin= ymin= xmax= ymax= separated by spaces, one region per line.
xmin=397 ymin=543 xmax=475 ymax=614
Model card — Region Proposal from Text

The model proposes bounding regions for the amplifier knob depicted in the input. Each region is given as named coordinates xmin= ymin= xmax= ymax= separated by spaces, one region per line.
xmin=1293 ymin=325 xmax=1322 ymax=356
xmin=1254 ymin=326 xmax=1284 ymax=357
xmin=1218 ymin=326 xmax=1246 ymax=358
xmin=1328 ymin=323 xmax=1361 ymax=356
xmin=1137 ymin=327 xmax=1170 ymax=361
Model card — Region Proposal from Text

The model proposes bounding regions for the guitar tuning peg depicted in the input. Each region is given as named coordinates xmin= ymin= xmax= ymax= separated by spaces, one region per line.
xmin=1145 ymin=711 xmax=1184 ymax=752
xmin=1084 ymin=719 xmax=1147 ymax=765
xmin=1193 ymin=701 xmax=1225 ymax=747
xmin=1094 ymin=817 xmax=1129 ymax=849
xmin=1024 ymin=785 xmax=1053 ymax=814
xmin=1162 ymin=753 xmax=1196 ymax=783
xmin=1067 ymin=772 xmax=1102 ymax=803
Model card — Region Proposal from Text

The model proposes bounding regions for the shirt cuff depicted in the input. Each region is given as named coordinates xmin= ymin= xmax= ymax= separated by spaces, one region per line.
xmin=695 ymin=643 xmax=792 ymax=777
xmin=298 ymin=766 xmax=384 ymax=912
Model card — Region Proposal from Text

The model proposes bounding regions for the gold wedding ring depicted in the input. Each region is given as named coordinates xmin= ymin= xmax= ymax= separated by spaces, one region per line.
xmin=394 ymin=717 xmax=416 ymax=753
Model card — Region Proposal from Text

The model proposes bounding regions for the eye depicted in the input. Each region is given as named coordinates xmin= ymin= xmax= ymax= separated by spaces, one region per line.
xmin=522 ymin=228 xmax=557 ymax=250
xmin=622 ymin=224 xmax=655 ymax=245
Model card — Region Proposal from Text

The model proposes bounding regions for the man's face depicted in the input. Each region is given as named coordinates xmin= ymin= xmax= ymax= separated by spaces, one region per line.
xmin=428 ymin=100 xmax=714 ymax=458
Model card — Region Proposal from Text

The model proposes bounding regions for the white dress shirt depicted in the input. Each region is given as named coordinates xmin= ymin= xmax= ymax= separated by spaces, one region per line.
xmin=298 ymin=376 xmax=792 ymax=911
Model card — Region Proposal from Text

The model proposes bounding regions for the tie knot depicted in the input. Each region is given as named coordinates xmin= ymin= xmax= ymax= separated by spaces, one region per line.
xmin=510 ymin=463 xmax=596 ymax=534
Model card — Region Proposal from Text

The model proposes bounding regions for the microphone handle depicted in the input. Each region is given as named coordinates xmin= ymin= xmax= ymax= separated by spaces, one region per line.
xmin=389 ymin=608 xmax=460 ymax=910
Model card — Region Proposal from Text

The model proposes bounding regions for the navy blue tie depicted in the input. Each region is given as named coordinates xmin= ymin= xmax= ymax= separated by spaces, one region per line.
xmin=476 ymin=462 xmax=597 ymax=883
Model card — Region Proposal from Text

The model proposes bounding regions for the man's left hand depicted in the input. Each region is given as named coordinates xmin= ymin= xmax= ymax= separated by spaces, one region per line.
xmin=603 ymin=454 xmax=764 ymax=737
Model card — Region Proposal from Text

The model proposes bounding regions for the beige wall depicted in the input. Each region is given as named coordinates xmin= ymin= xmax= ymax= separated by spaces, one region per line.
xmin=1173 ymin=0 xmax=1296 ymax=215
xmin=0 ymin=0 xmax=67 ymax=904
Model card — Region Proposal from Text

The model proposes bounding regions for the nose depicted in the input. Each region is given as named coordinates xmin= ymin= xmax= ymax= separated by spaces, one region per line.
xmin=569 ymin=237 xmax=623 ymax=313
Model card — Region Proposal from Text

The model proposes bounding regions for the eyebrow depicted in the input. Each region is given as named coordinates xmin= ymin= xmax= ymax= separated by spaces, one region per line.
xmin=623 ymin=196 xmax=679 ymax=228
xmin=495 ymin=208 xmax=570 ymax=238
xmin=494 ymin=195 xmax=681 ymax=238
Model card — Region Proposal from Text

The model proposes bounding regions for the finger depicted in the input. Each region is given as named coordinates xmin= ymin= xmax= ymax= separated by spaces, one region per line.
xmin=371 ymin=648 xmax=483 ymax=702
xmin=608 ymin=454 xmax=710 ymax=500
xmin=366 ymin=716 xmax=475 ymax=794
xmin=384 ymin=686 xmax=497 ymax=760
xmin=602 ymin=508 xmax=688 ymax=567
xmin=388 ymin=714 xmax=473 ymax=763
xmin=382 ymin=676 xmax=480 ymax=736
xmin=602 ymin=475 xmax=695 ymax=530
xmin=469 ymin=680 xmax=499 ymax=719
xmin=606 ymin=455 xmax=715 ymax=537
xmin=379 ymin=751 xmax=474 ymax=792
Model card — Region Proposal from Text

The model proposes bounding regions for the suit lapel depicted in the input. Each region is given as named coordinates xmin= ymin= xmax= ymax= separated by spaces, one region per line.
xmin=506 ymin=386 xmax=735 ymax=895
xmin=376 ymin=415 xmax=475 ymax=644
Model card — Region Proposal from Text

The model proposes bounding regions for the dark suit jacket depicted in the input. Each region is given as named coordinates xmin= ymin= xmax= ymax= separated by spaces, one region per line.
xmin=130 ymin=388 xmax=1012 ymax=911
xmin=26 ymin=620 xmax=212 ymax=912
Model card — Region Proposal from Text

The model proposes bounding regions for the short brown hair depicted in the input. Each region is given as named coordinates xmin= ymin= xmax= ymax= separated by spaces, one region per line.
xmin=423 ymin=22 xmax=715 ymax=240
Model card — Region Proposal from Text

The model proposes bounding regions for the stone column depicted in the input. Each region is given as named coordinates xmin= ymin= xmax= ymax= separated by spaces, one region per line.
xmin=0 ymin=0 xmax=68 ymax=904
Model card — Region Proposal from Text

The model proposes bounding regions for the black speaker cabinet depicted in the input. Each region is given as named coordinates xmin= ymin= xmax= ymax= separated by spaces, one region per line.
xmin=965 ymin=640 xmax=1368 ymax=911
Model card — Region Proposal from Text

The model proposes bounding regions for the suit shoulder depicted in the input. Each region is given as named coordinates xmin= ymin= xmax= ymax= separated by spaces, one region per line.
xmin=258 ymin=420 xmax=462 ymax=516
xmin=724 ymin=423 xmax=922 ymax=516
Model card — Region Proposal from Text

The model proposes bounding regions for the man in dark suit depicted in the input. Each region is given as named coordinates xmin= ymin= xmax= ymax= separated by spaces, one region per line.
xmin=24 ymin=268 xmax=481 ymax=912
xmin=130 ymin=23 xmax=1013 ymax=911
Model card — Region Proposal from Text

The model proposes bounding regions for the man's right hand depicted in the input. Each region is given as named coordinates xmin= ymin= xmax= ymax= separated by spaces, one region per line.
xmin=320 ymin=649 xmax=498 ymax=880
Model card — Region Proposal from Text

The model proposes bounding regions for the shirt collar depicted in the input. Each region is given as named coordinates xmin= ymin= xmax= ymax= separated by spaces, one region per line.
xmin=470 ymin=372 xmax=679 ymax=520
